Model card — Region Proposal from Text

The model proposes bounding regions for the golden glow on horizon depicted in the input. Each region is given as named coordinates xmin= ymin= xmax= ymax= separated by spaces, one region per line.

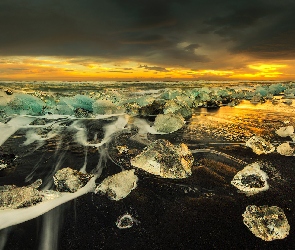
xmin=0 ymin=56 xmax=294 ymax=80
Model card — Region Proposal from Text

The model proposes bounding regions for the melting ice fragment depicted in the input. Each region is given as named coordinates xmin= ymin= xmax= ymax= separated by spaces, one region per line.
xmin=275 ymin=126 xmax=294 ymax=138
xmin=53 ymin=168 xmax=94 ymax=193
xmin=95 ymin=169 xmax=138 ymax=201
xmin=131 ymin=139 xmax=194 ymax=179
xmin=116 ymin=213 xmax=139 ymax=229
xmin=231 ymin=163 xmax=269 ymax=196
xmin=153 ymin=113 xmax=185 ymax=133
xmin=0 ymin=179 xmax=43 ymax=209
xmin=0 ymin=177 xmax=96 ymax=230
xmin=245 ymin=136 xmax=275 ymax=155
xmin=276 ymin=142 xmax=294 ymax=156
xmin=242 ymin=205 xmax=290 ymax=241
xmin=0 ymin=164 xmax=7 ymax=170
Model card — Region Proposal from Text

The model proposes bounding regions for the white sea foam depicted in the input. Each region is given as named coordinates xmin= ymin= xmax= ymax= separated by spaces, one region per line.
xmin=0 ymin=116 xmax=35 ymax=146
xmin=0 ymin=177 xmax=96 ymax=230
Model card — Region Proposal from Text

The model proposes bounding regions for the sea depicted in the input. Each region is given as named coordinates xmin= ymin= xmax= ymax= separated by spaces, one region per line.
xmin=0 ymin=80 xmax=295 ymax=249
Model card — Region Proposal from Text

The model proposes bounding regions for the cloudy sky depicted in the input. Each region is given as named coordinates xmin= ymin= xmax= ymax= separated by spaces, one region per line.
xmin=1 ymin=0 xmax=295 ymax=80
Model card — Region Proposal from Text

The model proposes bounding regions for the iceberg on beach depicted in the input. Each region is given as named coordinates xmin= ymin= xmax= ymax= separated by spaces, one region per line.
xmin=5 ymin=94 xmax=45 ymax=115
xmin=231 ymin=163 xmax=269 ymax=196
xmin=95 ymin=169 xmax=138 ymax=201
xmin=245 ymin=136 xmax=275 ymax=155
xmin=163 ymin=99 xmax=192 ymax=119
xmin=0 ymin=179 xmax=43 ymax=209
xmin=92 ymin=100 xmax=123 ymax=115
xmin=242 ymin=205 xmax=290 ymax=241
xmin=116 ymin=213 xmax=135 ymax=229
xmin=131 ymin=139 xmax=194 ymax=179
xmin=153 ymin=113 xmax=185 ymax=133
xmin=275 ymin=126 xmax=294 ymax=138
xmin=276 ymin=142 xmax=294 ymax=156
xmin=53 ymin=168 xmax=94 ymax=193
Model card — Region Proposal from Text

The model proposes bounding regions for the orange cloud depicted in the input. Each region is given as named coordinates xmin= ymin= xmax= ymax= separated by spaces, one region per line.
xmin=0 ymin=57 xmax=294 ymax=81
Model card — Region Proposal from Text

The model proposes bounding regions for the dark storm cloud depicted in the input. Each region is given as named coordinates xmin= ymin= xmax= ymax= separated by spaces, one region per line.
xmin=199 ymin=1 xmax=295 ymax=58
xmin=1 ymin=0 xmax=295 ymax=65
xmin=184 ymin=44 xmax=200 ymax=52
xmin=138 ymin=65 xmax=169 ymax=72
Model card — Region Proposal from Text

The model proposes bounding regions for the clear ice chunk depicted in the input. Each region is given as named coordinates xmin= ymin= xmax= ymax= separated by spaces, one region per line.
xmin=276 ymin=142 xmax=294 ymax=156
xmin=153 ymin=113 xmax=185 ymax=133
xmin=275 ymin=126 xmax=294 ymax=137
xmin=242 ymin=205 xmax=290 ymax=241
xmin=92 ymin=100 xmax=123 ymax=115
xmin=5 ymin=94 xmax=45 ymax=115
xmin=0 ymin=164 xmax=8 ymax=171
xmin=163 ymin=100 xmax=192 ymax=119
xmin=245 ymin=136 xmax=275 ymax=155
xmin=95 ymin=169 xmax=138 ymax=201
xmin=116 ymin=213 xmax=139 ymax=229
xmin=53 ymin=168 xmax=94 ymax=193
xmin=231 ymin=162 xmax=269 ymax=195
xmin=0 ymin=179 xmax=43 ymax=209
xmin=131 ymin=139 xmax=193 ymax=179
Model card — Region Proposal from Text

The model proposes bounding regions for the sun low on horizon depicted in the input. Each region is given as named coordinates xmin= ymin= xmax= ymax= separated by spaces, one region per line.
xmin=1 ymin=0 xmax=295 ymax=81
xmin=1 ymin=56 xmax=294 ymax=81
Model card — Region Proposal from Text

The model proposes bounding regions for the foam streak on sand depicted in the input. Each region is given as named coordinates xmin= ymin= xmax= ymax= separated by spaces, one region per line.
xmin=0 ymin=177 xmax=96 ymax=230
xmin=0 ymin=116 xmax=35 ymax=146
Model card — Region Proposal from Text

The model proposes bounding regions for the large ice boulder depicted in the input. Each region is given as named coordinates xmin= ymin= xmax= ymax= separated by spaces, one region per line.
xmin=92 ymin=100 xmax=123 ymax=115
xmin=231 ymin=162 xmax=269 ymax=196
xmin=268 ymin=83 xmax=286 ymax=95
xmin=255 ymin=86 xmax=268 ymax=97
xmin=153 ymin=113 xmax=185 ymax=133
xmin=245 ymin=136 xmax=275 ymax=155
xmin=53 ymin=168 xmax=94 ymax=193
xmin=95 ymin=169 xmax=138 ymax=201
xmin=163 ymin=100 xmax=192 ymax=119
xmin=56 ymin=94 xmax=94 ymax=115
xmin=131 ymin=139 xmax=194 ymax=179
xmin=5 ymin=94 xmax=45 ymax=115
xmin=242 ymin=205 xmax=290 ymax=241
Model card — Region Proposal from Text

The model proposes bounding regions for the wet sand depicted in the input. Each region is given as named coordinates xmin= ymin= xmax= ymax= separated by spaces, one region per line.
xmin=1 ymin=100 xmax=295 ymax=249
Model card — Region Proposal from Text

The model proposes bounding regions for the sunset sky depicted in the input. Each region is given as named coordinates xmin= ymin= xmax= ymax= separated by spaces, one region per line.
xmin=1 ymin=0 xmax=295 ymax=81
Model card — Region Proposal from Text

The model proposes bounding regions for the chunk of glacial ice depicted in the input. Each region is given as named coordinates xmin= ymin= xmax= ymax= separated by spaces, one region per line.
xmin=245 ymin=136 xmax=275 ymax=155
xmin=0 ymin=164 xmax=7 ymax=170
xmin=242 ymin=205 xmax=290 ymax=241
xmin=0 ymin=177 xmax=96 ymax=230
xmin=95 ymin=169 xmax=138 ymax=201
xmin=276 ymin=142 xmax=294 ymax=156
xmin=163 ymin=100 xmax=192 ymax=119
xmin=5 ymin=94 xmax=45 ymax=115
xmin=0 ymin=179 xmax=43 ymax=209
xmin=268 ymin=83 xmax=286 ymax=95
xmin=131 ymin=139 xmax=194 ymax=179
xmin=255 ymin=86 xmax=268 ymax=97
xmin=153 ymin=113 xmax=185 ymax=133
xmin=116 ymin=213 xmax=139 ymax=229
xmin=62 ymin=94 xmax=94 ymax=112
xmin=92 ymin=100 xmax=123 ymax=115
xmin=53 ymin=168 xmax=94 ymax=193
xmin=231 ymin=162 xmax=269 ymax=196
xmin=275 ymin=126 xmax=294 ymax=137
